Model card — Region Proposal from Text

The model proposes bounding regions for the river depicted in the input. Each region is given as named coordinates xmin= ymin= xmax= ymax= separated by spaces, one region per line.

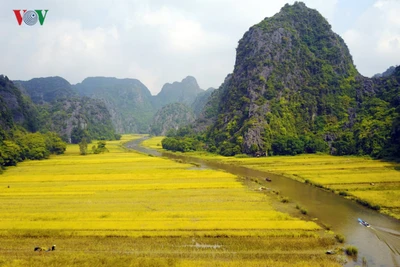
xmin=125 ymin=138 xmax=400 ymax=267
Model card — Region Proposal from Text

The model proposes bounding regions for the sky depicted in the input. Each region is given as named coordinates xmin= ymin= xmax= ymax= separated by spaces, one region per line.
xmin=1 ymin=0 xmax=400 ymax=94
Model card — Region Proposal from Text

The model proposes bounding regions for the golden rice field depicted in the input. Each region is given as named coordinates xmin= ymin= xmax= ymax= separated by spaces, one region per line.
xmin=141 ymin=136 xmax=164 ymax=149
xmin=0 ymin=135 xmax=340 ymax=266
xmin=145 ymin=136 xmax=400 ymax=220
xmin=220 ymin=155 xmax=400 ymax=220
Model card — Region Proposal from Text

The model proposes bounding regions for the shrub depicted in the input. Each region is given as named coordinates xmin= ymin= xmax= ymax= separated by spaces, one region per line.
xmin=161 ymin=137 xmax=202 ymax=153
xmin=92 ymin=141 xmax=108 ymax=154
xmin=322 ymin=223 xmax=331 ymax=230
xmin=280 ymin=197 xmax=290 ymax=203
xmin=0 ymin=141 xmax=22 ymax=166
xmin=271 ymin=136 xmax=305 ymax=156
xmin=295 ymin=204 xmax=308 ymax=214
xmin=17 ymin=132 xmax=50 ymax=160
xmin=345 ymin=245 xmax=358 ymax=256
xmin=0 ymin=131 xmax=66 ymax=168
xmin=45 ymin=132 xmax=67 ymax=155
xmin=79 ymin=138 xmax=88 ymax=155
xmin=335 ymin=234 xmax=345 ymax=243
xmin=300 ymin=207 xmax=308 ymax=215
xmin=372 ymin=205 xmax=381 ymax=211
xmin=356 ymin=199 xmax=381 ymax=211
xmin=235 ymin=154 xmax=250 ymax=158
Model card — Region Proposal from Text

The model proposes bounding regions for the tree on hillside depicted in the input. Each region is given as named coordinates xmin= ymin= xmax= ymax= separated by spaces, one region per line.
xmin=71 ymin=126 xmax=91 ymax=144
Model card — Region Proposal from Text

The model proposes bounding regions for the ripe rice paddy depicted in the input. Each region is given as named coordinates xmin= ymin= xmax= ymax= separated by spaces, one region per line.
xmin=145 ymin=136 xmax=400 ymax=220
xmin=219 ymin=155 xmax=400 ymax=220
xmin=0 ymin=135 xmax=340 ymax=266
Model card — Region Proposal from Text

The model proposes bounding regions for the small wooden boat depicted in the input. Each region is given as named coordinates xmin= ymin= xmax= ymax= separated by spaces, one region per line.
xmin=265 ymin=177 xmax=272 ymax=182
xmin=358 ymin=218 xmax=370 ymax=227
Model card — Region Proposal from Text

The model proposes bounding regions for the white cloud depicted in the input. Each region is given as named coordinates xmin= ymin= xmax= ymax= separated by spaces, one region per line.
xmin=17 ymin=20 xmax=121 ymax=79
xmin=1 ymin=0 xmax=398 ymax=93
xmin=343 ymin=0 xmax=400 ymax=76
xmin=374 ymin=1 xmax=385 ymax=8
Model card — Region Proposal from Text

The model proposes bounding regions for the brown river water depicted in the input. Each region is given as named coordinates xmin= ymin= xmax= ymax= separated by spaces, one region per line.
xmin=125 ymin=139 xmax=400 ymax=267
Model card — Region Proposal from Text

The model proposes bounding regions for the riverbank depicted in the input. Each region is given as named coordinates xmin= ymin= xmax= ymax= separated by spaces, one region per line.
xmin=142 ymin=137 xmax=400 ymax=220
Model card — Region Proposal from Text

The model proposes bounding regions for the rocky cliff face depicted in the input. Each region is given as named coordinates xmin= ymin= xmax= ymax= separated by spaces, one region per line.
xmin=40 ymin=97 xmax=116 ymax=142
xmin=203 ymin=2 xmax=356 ymax=154
xmin=196 ymin=2 xmax=399 ymax=157
xmin=193 ymin=75 xmax=231 ymax=133
xmin=0 ymin=75 xmax=38 ymax=132
xmin=13 ymin=76 xmax=117 ymax=142
xmin=192 ymin=87 xmax=216 ymax=116
xmin=74 ymin=77 xmax=154 ymax=133
xmin=150 ymin=103 xmax=195 ymax=136
xmin=153 ymin=76 xmax=204 ymax=109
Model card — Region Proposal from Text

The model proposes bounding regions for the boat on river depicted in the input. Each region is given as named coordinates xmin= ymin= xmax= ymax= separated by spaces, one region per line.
xmin=358 ymin=218 xmax=370 ymax=227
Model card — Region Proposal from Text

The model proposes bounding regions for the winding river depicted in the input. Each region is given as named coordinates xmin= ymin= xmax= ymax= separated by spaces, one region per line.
xmin=125 ymin=138 xmax=400 ymax=267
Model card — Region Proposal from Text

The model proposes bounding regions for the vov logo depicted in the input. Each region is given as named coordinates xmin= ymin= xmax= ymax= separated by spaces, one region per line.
xmin=13 ymin=10 xmax=48 ymax=26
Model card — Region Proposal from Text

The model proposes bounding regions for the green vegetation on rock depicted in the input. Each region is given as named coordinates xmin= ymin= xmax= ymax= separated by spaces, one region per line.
xmin=192 ymin=87 xmax=216 ymax=116
xmin=15 ymin=77 xmax=119 ymax=143
xmin=14 ymin=76 xmax=76 ymax=104
xmin=0 ymin=75 xmax=66 ymax=169
xmin=0 ymin=74 xmax=119 ymax=169
xmin=74 ymin=77 xmax=155 ymax=134
xmin=164 ymin=2 xmax=400 ymax=159
xmin=150 ymin=103 xmax=196 ymax=136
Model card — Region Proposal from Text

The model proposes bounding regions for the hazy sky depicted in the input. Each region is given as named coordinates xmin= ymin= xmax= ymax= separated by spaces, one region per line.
xmin=1 ymin=0 xmax=399 ymax=94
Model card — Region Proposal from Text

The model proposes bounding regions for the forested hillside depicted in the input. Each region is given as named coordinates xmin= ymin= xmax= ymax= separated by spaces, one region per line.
xmin=15 ymin=77 xmax=118 ymax=143
xmin=163 ymin=2 xmax=400 ymax=158
xmin=148 ymin=76 xmax=210 ymax=134
xmin=74 ymin=77 xmax=155 ymax=133
xmin=14 ymin=76 xmax=76 ymax=104
xmin=36 ymin=97 xmax=117 ymax=143
xmin=0 ymin=75 xmax=66 ymax=172
xmin=192 ymin=87 xmax=216 ymax=116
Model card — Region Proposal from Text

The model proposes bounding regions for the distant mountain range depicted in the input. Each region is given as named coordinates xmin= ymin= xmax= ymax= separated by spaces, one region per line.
xmin=373 ymin=66 xmax=397 ymax=78
xmin=73 ymin=75 xmax=212 ymax=133
xmin=6 ymin=75 xmax=215 ymax=138
xmin=152 ymin=76 xmax=204 ymax=109
xmin=14 ymin=77 xmax=76 ymax=104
